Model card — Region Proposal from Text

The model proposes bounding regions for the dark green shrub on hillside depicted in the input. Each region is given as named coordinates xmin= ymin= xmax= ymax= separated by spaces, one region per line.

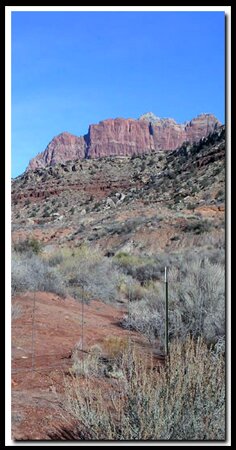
xmin=186 ymin=203 xmax=197 ymax=211
xmin=13 ymin=237 xmax=42 ymax=255
xmin=182 ymin=219 xmax=212 ymax=234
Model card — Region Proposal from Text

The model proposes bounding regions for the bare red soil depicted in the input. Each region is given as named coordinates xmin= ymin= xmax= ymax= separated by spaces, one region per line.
xmin=11 ymin=292 xmax=155 ymax=440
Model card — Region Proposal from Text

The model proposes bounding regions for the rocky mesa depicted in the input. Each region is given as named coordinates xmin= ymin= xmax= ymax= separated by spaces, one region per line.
xmin=26 ymin=112 xmax=221 ymax=171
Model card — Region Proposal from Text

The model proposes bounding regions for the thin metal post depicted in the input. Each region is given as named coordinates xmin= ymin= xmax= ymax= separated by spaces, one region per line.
xmin=81 ymin=285 xmax=84 ymax=374
xmin=128 ymin=284 xmax=131 ymax=379
xmin=165 ymin=267 xmax=169 ymax=357
xmin=31 ymin=290 xmax=36 ymax=372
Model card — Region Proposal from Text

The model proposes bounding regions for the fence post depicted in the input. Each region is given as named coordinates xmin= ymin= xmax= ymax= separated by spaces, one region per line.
xmin=81 ymin=284 xmax=84 ymax=374
xmin=31 ymin=290 xmax=36 ymax=372
xmin=128 ymin=283 xmax=131 ymax=379
xmin=165 ymin=267 xmax=169 ymax=357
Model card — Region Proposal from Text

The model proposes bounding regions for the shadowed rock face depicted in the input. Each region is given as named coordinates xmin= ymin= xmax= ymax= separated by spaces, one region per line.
xmin=26 ymin=113 xmax=221 ymax=171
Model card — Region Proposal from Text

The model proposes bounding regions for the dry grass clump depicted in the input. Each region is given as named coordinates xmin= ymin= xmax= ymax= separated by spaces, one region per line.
xmin=70 ymin=342 xmax=104 ymax=377
xmin=70 ymin=336 xmax=130 ymax=379
xmin=63 ymin=337 xmax=225 ymax=440
xmin=102 ymin=336 xmax=129 ymax=359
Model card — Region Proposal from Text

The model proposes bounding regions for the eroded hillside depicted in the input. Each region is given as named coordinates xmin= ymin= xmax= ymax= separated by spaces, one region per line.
xmin=12 ymin=126 xmax=225 ymax=254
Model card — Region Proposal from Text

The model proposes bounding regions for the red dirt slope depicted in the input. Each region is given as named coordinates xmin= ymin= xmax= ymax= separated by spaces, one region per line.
xmin=11 ymin=292 xmax=153 ymax=440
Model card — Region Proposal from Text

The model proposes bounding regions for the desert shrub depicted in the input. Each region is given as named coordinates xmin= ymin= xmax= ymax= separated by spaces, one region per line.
xmin=42 ymin=205 xmax=51 ymax=217
xmin=216 ymin=189 xmax=224 ymax=199
xmin=199 ymin=246 xmax=225 ymax=266
xmin=63 ymin=337 xmax=225 ymax=440
xmin=123 ymin=292 xmax=165 ymax=346
xmin=71 ymin=343 xmax=105 ymax=377
xmin=182 ymin=219 xmax=212 ymax=234
xmin=213 ymin=167 xmax=222 ymax=176
xmin=199 ymin=178 xmax=210 ymax=188
xmin=191 ymin=186 xmax=199 ymax=194
xmin=120 ymin=281 xmax=147 ymax=302
xmin=57 ymin=245 xmax=124 ymax=303
xmin=11 ymin=302 xmax=22 ymax=319
xmin=48 ymin=253 xmax=64 ymax=267
xmin=11 ymin=251 xmax=66 ymax=297
xmin=114 ymin=251 xmax=197 ymax=285
xmin=114 ymin=252 xmax=161 ymax=283
xmin=71 ymin=337 xmax=130 ymax=379
xmin=122 ymin=257 xmax=225 ymax=346
xmin=134 ymin=263 xmax=162 ymax=284
xmin=186 ymin=202 xmax=197 ymax=211
xmin=103 ymin=336 xmax=129 ymax=359
xmin=105 ymin=217 xmax=148 ymax=236
xmin=13 ymin=237 xmax=42 ymax=255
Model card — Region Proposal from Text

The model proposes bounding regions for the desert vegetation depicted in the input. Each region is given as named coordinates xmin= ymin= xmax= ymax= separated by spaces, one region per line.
xmin=12 ymin=241 xmax=65 ymax=297
xmin=11 ymin=118 xmax=226 ymax=441
xmin=12 ymin=225 xmax=225 ymax=440
xmin=122 ymin=254 xmax=225 ymax=347
xmin=12 ymin=235 xmax=225 ymax=348
xmin=61 ymin=337 xmax=225 ymax=440
xmin=49 ymin=245 xmax=124 ymax=303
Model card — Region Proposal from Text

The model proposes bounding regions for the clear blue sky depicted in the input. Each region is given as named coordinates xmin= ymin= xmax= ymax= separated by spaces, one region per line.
xmin=11 ymin=11 xmax=225 ymax=177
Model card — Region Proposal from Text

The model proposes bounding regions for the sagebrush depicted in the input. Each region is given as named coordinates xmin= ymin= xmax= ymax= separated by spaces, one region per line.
xmin=63 ymin=337 xmax=225 ymax=440
xmin=122 ymin=256 xmax=225 ymax=346
xmin=11 ymin=251 xmax=65 ymax=297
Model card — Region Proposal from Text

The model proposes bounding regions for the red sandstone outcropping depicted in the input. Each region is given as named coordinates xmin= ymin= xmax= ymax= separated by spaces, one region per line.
xmin=27 ymin=113 xmax=221 ymax=171
xmin=27 ymin=132 xmax=86 ymax=171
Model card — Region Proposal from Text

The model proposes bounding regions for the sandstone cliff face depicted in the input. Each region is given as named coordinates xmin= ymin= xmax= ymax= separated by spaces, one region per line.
xmin=87 ymin=118 xmax=155 ymax=158
xmin=139 ymin=113 xmax=220 ymax=151
xmin=27 ymin=132 xmax=86 ymax=171
xmin=184 ymin=114 xmax=219 ymax=143
xmin=26 ymin=113 xmax=221 ymax=171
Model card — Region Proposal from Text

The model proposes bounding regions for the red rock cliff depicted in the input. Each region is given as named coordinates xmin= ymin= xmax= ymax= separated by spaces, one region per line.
xmin=26 ymin=113 xmax=221 ymax=171
xmin=27 ymin=132 xmax=86 ymax=171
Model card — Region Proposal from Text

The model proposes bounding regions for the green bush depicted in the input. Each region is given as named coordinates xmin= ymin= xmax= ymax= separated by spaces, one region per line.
xmin=182 ymin=219 xmax=212 ymax=234
xmin=13 ymin=237 xmax=42 ymax=255
xmin=186 ymin=202 xmax=196 ymax=211
xmin=114 ymin=252 xmax=160 ymax=283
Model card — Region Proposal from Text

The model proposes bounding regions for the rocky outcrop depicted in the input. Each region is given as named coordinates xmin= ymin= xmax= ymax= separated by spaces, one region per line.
xmin=26 ymin=113 xmax=221 ymax=171
xmin=139 ymin=113 xmax=220 ymax=151
xmin=27 ymin=132 xmax=86 ymax=171
xmin=87 ymin=118 xmax=155 ymax=158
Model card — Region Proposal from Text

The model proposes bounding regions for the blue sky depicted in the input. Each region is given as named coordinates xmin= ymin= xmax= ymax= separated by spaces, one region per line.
xmin=11 ymin=10 xmax=225 ymax=177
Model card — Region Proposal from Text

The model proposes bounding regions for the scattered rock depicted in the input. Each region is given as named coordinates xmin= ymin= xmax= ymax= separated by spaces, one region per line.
xmin=106 ymin=198 xmax=116 ymax=209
